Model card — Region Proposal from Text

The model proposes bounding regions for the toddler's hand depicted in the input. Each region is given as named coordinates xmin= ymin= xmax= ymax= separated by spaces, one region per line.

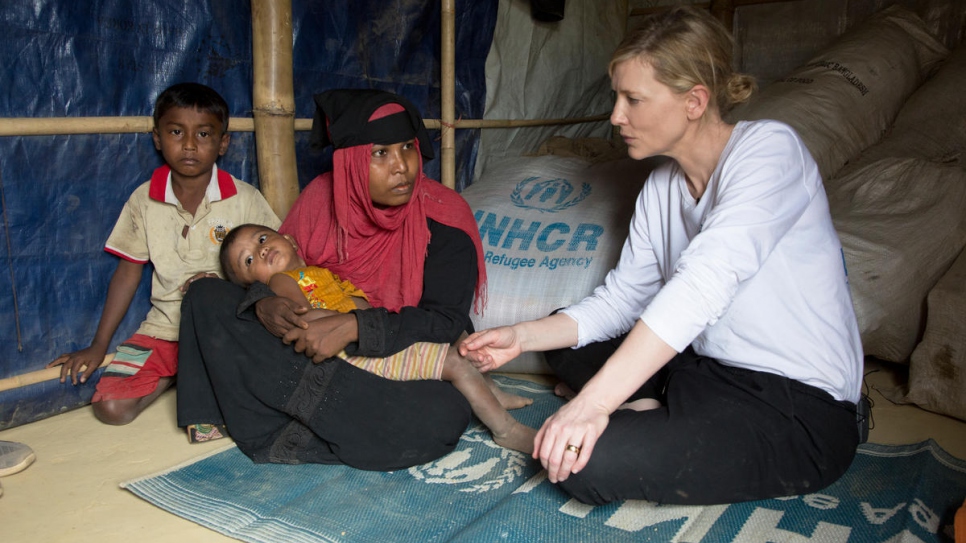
xmin=459 ymin=326 xmax=522 ymax=373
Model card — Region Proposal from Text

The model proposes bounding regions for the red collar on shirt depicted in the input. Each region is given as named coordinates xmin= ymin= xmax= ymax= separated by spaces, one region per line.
xmin=147 ymin=165 xmax=237 ymax=203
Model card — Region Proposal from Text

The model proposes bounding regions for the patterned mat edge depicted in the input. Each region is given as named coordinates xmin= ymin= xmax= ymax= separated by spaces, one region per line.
xmin=120 ymin=441 xmax=239 ymax=488
xmin=857 ymin=438 xmax=966 ymax=473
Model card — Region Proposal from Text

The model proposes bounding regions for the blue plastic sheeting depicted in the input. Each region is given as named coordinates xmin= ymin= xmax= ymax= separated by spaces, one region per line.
xmin=0 ymin=0 xmax=497 ymax=429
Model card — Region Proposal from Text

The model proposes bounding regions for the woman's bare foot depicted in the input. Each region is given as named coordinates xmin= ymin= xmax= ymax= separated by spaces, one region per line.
xmin=491 ymin=418 xmax=537 ymax=454
xmin=483 ymin=374 xmax=533 ymax=410
xmin=618 ymin=398 xmax=661 ymax=411
xmin=553 ymin=382 xmax=577 ymax=401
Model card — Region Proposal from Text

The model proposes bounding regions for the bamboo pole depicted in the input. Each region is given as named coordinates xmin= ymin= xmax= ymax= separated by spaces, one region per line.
xmin=440 ymin=0 xmax=457 ymax=189
xmin=0 ymin=355 xmax=113 ymax=393
xmin=429 ymin=113 xmax=611 ymax=129
xmin=0 ymin=114 xmax=610 ymax=137
xmin=0 ymin=117 xmax=316 ymax=136
xmin=251 ymin=0 xmax=300 ymax=219
xmin=629 ymin=0 xmax=798 ymax=17
xmin=0 ymin=116 xmax=155 ymax=136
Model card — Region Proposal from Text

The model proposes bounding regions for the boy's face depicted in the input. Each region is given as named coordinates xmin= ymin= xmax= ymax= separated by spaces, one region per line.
xmin=152 ymin=106 xmax=230 ymax=184
xmin=226 ymin=226 xmax=303 ymax=286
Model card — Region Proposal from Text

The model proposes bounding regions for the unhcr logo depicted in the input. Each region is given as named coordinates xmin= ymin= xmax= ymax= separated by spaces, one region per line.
xmin=510 ymin=176 xmax=591 ymax=213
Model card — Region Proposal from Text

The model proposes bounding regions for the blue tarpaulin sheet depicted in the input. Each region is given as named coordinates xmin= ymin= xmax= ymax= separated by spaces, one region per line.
xmin=0 ymin=0 xmax=498 ymax=428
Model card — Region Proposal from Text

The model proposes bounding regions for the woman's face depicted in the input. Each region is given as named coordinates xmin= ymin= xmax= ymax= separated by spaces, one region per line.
xmin=368 ymin=139 xmax=420 ymax=208
xmin=610 ymin=60 xmax=691 ymax=161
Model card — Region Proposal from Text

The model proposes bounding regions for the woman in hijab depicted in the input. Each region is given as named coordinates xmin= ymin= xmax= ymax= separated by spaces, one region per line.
xmin=176 ymin=89 xmax=488 ymax=470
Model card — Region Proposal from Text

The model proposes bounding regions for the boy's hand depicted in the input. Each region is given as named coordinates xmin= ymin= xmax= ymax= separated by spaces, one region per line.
xmin=255 ymin=296 xmax=310 ymax=337
xmin=181 ymin=272 xmax=219 ymax=293
xmin=48 ymin=346 xmax=108 ymax=385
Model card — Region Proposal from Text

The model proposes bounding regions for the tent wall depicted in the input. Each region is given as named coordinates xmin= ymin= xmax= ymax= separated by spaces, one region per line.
xmin=475 ymin=0 xmax=963 ymax=173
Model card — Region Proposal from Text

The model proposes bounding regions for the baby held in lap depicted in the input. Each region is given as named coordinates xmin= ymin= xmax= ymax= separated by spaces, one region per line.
xmin=220 ymin=223 xmax=537 ymax=453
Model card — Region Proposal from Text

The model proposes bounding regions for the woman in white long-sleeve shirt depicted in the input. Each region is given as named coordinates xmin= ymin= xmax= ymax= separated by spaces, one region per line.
xmin=460 ymin=6 xmax=865 ymax=505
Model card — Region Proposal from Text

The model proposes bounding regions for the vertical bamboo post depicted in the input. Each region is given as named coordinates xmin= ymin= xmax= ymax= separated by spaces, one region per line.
xmin=251 ymin=0 xmax=300 ymax=218
xmin=440 ymin=0 xmax=456 ymax=189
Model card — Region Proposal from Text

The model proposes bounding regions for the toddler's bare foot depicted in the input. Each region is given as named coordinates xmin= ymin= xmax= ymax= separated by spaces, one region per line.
xmin=492 ymin=420 xmax=537 ymax=454
xmin=483 ymin=374 xmax=533 ymax=410
xmin=553 ymin=382 xmax=577 ymax=401
xmin=618 ymin=398 xmax=661 ymax=411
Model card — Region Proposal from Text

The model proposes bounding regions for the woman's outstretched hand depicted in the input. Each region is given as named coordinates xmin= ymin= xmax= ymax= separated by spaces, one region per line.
xmin=283 ymin=312 xmax=358 ymax=363
xmin=534 ymin=393 xmax=610 ymax=483
xmin=255 ymin=296 xmax=310 ymax=337
xmin=458 ymin=326 xmax=522 ymax=373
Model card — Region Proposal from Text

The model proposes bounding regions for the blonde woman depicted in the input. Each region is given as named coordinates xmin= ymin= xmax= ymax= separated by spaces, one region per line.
xmin=461 ymin=6 xmax=864 ymax=505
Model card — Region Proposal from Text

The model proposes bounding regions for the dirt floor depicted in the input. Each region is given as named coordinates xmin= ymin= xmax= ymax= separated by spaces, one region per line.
xmin=1 ymin=362 xmax=964 ymax=543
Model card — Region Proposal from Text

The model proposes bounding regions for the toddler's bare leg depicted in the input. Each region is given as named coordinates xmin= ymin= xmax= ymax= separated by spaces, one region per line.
xmin=451 ymin=331 xmax=532 ymax=410
xmin=442 ymin=353 xmax=536 ymax=453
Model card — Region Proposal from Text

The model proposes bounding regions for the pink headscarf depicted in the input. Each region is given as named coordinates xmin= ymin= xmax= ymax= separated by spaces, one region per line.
xmin=280 ymin=103 xmax=486 ymax=313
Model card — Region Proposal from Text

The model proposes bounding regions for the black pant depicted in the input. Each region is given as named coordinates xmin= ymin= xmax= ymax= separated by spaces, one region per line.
xmin=546 ymin=340 xmax=860 ymax=505
xmin=176 ymin=278 xmax=472 ymax=471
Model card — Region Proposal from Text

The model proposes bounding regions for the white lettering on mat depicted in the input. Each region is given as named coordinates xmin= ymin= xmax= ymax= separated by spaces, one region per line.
xmin=511 ymin=474 xmax=940 ymax=541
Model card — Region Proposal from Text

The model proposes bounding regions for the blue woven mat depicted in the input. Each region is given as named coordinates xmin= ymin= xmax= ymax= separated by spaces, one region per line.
xmin=123 ymin=376 xmax=966 ymax=542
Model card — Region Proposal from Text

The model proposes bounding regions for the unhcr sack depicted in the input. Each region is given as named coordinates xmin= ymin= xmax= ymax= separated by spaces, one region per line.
xmin=462 ymin=155 xmax=657 ymax=373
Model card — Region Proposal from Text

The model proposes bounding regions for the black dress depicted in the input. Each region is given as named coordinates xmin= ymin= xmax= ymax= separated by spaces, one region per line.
xmin=176 ymin=221 xmax=475 ymax=470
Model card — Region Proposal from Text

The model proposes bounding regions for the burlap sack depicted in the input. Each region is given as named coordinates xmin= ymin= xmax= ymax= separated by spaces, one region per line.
xmin=830 ymin=158 xmax=966 ymax=362
xmin=462 ymin=155 xmax=659 ymax=373
xmin=729 ymin=5 xmax=948 ymax=181
xmin=906 ymin=247 xmax=966 ymax=422
xmin=834 ymin=44 xmax=966 ymax=174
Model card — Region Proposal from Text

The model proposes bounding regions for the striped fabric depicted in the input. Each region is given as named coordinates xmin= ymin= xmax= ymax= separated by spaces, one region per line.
xmin=103 ymin=343 xmax=153 ymax=377
xmin=342 ymin=342 xmax=447 ymax=381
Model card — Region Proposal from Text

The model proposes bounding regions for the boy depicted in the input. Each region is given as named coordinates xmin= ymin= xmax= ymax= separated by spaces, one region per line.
xmin=220 ymin=223 xmax=538 ymax=453
xmin=48 ymin=83 xmax=281 ymax=426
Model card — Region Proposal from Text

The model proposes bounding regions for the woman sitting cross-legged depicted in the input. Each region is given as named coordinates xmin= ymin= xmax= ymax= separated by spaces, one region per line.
xmin=460 ymin=6 xmax=865 ymax=505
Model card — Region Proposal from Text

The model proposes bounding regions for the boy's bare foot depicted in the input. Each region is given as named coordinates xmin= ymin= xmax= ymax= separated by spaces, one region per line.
xmin=553 ymin=382 xmax=577 ymax=401
xmin=492 ymin=419 xmax=537 ymax=454
xmin=483 ymin=374 xmax=533 ymax=410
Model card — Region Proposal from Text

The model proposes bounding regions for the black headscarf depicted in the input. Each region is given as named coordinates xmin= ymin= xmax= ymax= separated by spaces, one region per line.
xmin=310 ymin=89 xmax=435 ymax=160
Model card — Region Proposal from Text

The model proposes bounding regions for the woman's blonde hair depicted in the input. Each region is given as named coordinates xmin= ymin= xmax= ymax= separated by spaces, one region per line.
xmin=609 ymin=6 xmax=756 ymax=114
